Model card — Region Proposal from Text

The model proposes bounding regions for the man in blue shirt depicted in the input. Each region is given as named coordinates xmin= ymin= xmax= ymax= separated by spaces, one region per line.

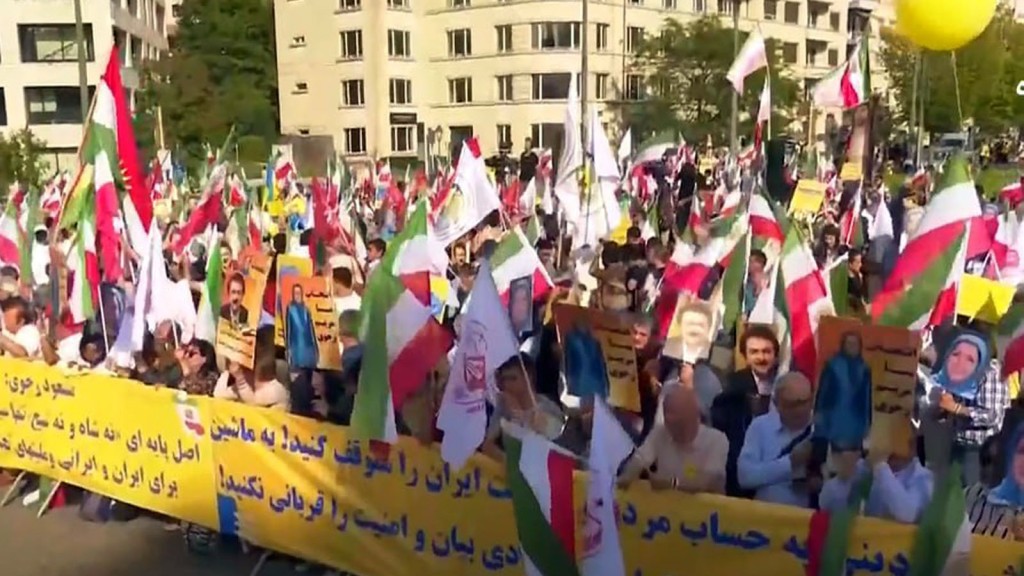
xmin=737 ymin=372 xmax=815 ymax=508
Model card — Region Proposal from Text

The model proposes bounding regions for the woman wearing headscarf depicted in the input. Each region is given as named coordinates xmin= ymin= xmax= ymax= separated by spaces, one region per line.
xmin=923 ymin=332 xmax=1010 ymax=486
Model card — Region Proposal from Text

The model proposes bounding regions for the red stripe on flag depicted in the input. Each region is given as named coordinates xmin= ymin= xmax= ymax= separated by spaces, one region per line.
xmin=388 ymin=319 xmax=452 ymax=408
xmin=872 ymin=220 xmax=966 ymax=319
xmin=805 ymin=510 xmax=831 ymax=576
xmin=547 ymin=450 xmax=577 ymax=562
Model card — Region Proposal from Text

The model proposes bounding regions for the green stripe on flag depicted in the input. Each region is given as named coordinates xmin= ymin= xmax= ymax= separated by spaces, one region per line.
xmin=830 ymin=260 xmax=848 ymax=317
xmin=721 ymin=232 xmax=749 ymax=330
xmin=491 ymin=228 xmax=526 ymax=269
xmin=876 ymin=231 xmax=965 ymax=328
xmin=909 ymin=464 xmax=966 ymax=576
xmin=503 ymin=433 xmax=580 ymax=576
xmin=818 ymin=473 xmax=873 ymax=576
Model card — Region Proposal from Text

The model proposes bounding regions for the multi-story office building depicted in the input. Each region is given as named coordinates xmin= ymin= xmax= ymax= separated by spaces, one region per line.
xmin=275 ymin=0 xmax=890 ymax=165
xmin=0 ymin=0 xmax=170 ymax=171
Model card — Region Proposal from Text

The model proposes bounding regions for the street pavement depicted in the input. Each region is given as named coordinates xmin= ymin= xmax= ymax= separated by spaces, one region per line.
xmin=0 ymin=503 xmax=309 ymax=576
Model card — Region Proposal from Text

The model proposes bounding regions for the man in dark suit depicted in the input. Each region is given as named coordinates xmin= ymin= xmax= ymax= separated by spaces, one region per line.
xmin=220 ymin=272 xmax=249 ymax=328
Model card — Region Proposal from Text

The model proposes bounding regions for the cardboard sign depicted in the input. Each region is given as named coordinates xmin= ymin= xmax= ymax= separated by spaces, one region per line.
xmin=957 ymin=273 xmax=1015 ymax=324
xmin=788 ymin=180 xmax=827 ymax=214
xmin=216 ymin=251 xmax=271 ymax=368
xmin=552 ymin=304 xmax=640 ymax=412
xmin=274 ymin=255 xmax=314 ymax=346
xmin=839 ymin=161 xmax=863 ymax=182
xmin=816 ymin=316 xmax=921 ymax=458
xmin=664 ymin=294 xmax=719 ymax=364
xmin=281 ymin=276 xmax=342 ymax=371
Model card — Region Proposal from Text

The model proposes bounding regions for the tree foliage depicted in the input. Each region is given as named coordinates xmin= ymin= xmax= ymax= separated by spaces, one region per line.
xmin=879 ymin=6 xmax=1024 ymax=134
xmin=0 ymin=129 xmax=49 ymax=196
xmin=613 ymin=16 xmax=803 ymax=145
xmin=136 ymin=0 xmax=278 ymax=172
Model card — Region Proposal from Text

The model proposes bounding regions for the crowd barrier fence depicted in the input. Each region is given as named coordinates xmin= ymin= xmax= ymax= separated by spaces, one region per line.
xmin=0 ymin=359 xmax=1020 ymax=576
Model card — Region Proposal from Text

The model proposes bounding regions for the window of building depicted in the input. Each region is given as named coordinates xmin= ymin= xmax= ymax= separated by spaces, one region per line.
xmin=784 ymin=2 xmax=799 ymax=24
xmin=171 ymin=3 xmax=181 ymax=18
xmin=391 ymin=126 xmax=415 ymax=153
xmin=629 ymin=0 xmax=643 ymax=4
xmin=717 ymin=0 xmax=733 ymax=15
xmin=344 ymin=128 xmax=367 ymax=155
xmin=763 ymin=0 xmax=776 ymax=19
xmin=596 ymin=23 xmax=609 ymax=50
xmin=496 ymin=25 xmax=513 ymax=53
xmin=298 ymin=129 xmax=310 ymax=136
xmin=340 ymin=30 xmax=363 ymax=59
xmin=829 ymin=11 xmax=840 ymax=31
xmin=625 ymin=74 xmax=644 ymax=100
xmin=0 ymin=89 xmax=6 ymax=126
xmin=341 ymin=79 xmax=364 ymax=106
xmin=24 ymin=86 xmax=94 ymax=124
xmin=338 ymin=0 xmax=360 ymax=9
xmin=827 ymin=48 xmax=838 ymax=67
xmin=387 ymin=0 xmax=409 ymax=8
xmin=782 ymin=41 xmax=798 ymax=64
xmin=626 ymin=26 xmax=644 ymax=53
xmin=531 ymin=22 xmax=581 ymax=50
xmin=449 ymin=77 xmax=473 ymax=103
xmin=663 ymin=0 xmax=677 ymax=8
xmin=694 ymin=0 xmax=705 ymax=11
xmin=291 ymin=35 xmax=306 ymax=47
xmin=294 ymin=81 xmax=308 ymax=93
xmin=18 ymin=24 xmax=95 ymax=63
xmin=388 ymin=29 xmax=411 ymax=58
xmin=450 ymin=125 xmax=474 ymax=158
xmin=531 ymin=73 xmax=572 ymax=101
xmin=530 ymin=123 xmax=563 ymax=150
xmin=595 ymin=73 xmax=608 ymax=100
xmin=448 ymin=29 xmax=472 ymax=57
xmin=496 ymin=75 xmax=513 ymax=102
xmin=450 ymin=0 xmax=470 ymax=7
xmin=389 ymin=78 xmax=412 ymax=105
xmin=497 ymin=124 xmax=512 ymax=148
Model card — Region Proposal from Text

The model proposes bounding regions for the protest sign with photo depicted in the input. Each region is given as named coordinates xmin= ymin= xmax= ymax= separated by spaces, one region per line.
xmin=274 ymin=254 xmax=314 ymax=346
xmin=553 ymin=303 xmax=640 ymax=412
xmin=664 ymin=294 xmax=720 ymax=364
xmin=216 ymin=251 xmax=271 ymax=368
xmin=816 ymin=315 xmax=921 ymax=458
xmin=281 ymin=275 xmax=343 ymax=371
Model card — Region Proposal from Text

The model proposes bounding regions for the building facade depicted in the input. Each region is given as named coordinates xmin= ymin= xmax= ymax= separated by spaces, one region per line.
xmin=274 ymin=0 xmax=891 ymax=165
xmin=0 ymin=0 xmax=170 ymax=171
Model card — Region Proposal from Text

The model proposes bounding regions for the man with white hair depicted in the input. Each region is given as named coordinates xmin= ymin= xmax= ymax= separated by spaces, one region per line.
xmin=737 ymin=372 xmax=816 ymax=507
xmin=618 ymin=382 xmax=728 ymax=494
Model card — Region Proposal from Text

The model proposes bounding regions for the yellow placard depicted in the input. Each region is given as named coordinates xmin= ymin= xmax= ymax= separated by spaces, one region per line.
xmin=840 ymin=161 xmax=863 ymax=182
xmin=552 ymin=304 xmax=641 ymax=412
xmin=275 ymin=255 xmax=315 ymax=346
xmin=281 ymin=275 xmax=343 ymax=371
xmin=216 ymin=251 xmax=271 ymax=368
xmin=430 ymin=276 xmax=451 ymax=323
xmin=1 ymin=359 xmax=1022 ymax=576
xmin=956 ymin=273 xmax=1015 ymax=324
xmin=788 ymin=180 xmax=827 ymax=214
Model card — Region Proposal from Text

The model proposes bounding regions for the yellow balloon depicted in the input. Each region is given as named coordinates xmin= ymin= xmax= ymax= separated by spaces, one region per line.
xmin=895 ymin=0 xmax=997 ymax=51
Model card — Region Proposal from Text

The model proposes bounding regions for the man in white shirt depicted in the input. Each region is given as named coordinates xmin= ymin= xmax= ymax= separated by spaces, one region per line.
xmin=619 ymin=383 xmax=729 ymax=494
xmin=332 ymin=267 xmax=361 ymax=313
xmin=0 ymin=296 xmax=42 ymax=359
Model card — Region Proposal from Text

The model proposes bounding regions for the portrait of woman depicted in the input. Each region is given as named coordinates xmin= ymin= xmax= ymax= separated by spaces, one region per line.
xmin=564 ymin=320 xmax=610 ymax=399
xmin=989 ymin=422 xmax=1024 ymax=507
xmin=813 ymin=331 xmax=872 ymax=462
xmin=285 ymin=283 xmax=318 ymax=370
xmin=933 ymin=332 xmax=990 ymax=401
xmin=508 ymin=275 xmax=534 ymax=336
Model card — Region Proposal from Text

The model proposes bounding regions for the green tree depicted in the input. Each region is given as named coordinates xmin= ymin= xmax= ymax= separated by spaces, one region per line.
xmin=136 ymin=0 xmax=278 ymax=172
xmin=613 ymin=16 xmax=802 ymax=145
xmin=0 ymin=130 xmax=49 ymax=197
xmin=879 ymin=6 xmax=1023 ymax=134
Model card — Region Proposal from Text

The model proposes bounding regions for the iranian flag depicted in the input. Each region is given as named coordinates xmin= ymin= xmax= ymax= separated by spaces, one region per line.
xmin=0 ymin=207 xmax=19 ymax=266
xmin=825 ymin=253 xmax=850 ymax=316
xmin=503 ymin=423 xmax=580 ymax=576
xmin=491 ymin=227 xmax=553 ymax=303
xmin=872 ymin=156 xmax=979 ymax=329
xmin=194 ymin=231 xmax=223 ymax=343
xmin=811 ymin=34 xmax=869 ymax=109
xmin=663 ymin=210 xmax=748 ymax=296
xmin=68 ymin=209 xmax=100 ymax=324
xmin=351 ymin=200 xmax=453 ymax=443
xmin=778 ymin=226 xmax=834 ymax=379
xmin=907 ymin=464 xmax=970 ymax=576
xmin=804 ymin=475 xmax=873 ymax=576
xmin=631 ymin=132 xmax=677 ymax=167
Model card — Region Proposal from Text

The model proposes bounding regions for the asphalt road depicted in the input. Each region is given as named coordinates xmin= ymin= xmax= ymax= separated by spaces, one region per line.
xmin=0 ymin=502 xmax=330 ymax=576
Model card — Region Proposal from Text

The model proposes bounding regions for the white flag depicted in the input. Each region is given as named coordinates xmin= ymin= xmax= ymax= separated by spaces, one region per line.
xmin=617 ymin=128 xmax=632 ymax=163
xmin=581 ymin=397 xmax=634 ymax=576
xmin=757 ymin=76 xmax=771 ymax=124
xmin=726 ymin=30 xmax=768 ymax=93
xmin=438 ymin=259 xmax=520 ymax=470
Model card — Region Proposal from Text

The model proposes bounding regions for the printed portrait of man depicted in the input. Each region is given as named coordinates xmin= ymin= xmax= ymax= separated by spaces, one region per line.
xmin=666 ymin=297 xmax=717 ymax=363
xmin=221 ymin=272 xmax=249 ymax=329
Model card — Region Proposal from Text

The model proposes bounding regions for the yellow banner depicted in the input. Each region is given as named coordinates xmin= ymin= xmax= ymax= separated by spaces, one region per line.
xmin=789 ymin=180 xmax=827 ymax=215
xmin=957 ymin=273 xmax=1015 ymax=324
xmin=0 ymin=361 xmax=218 ymax=528
xmin=0 ymin=359 xmax=1021 ymax=576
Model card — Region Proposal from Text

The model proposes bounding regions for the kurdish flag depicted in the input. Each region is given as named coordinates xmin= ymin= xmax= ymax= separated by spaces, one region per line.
xmin=351 ymin=200 xmax=452 ymax=442
xmin=491 ymin=226 xmax=553 ymax=303
xmin=504 ymin=423 xmax=580 ymax=576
